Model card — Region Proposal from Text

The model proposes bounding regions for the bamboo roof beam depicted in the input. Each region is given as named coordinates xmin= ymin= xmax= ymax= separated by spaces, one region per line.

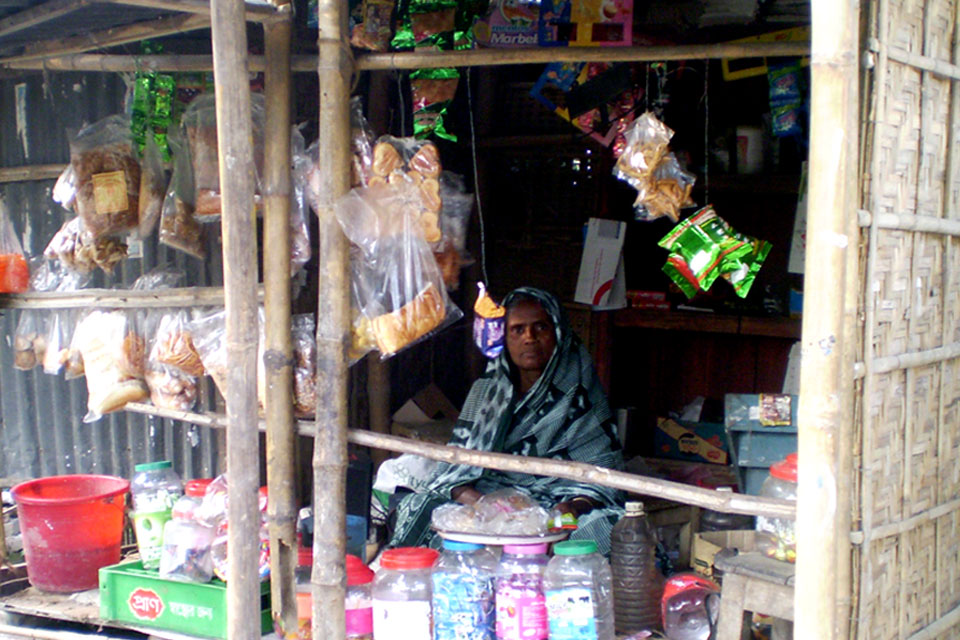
xmin=356 ymin=40 xmax=810 ymax=71
xmin=0 ymin=0 xmax=86 ymax=38
xmin=0 ymin=163 xmax=66 ymax=183
xmin=95 ymin=0 xmax=286 ymax=22
xmin=0 ymin=286 xmax=264 ymax=309
xmin=0 ymin=11 xmax=209 ymax=63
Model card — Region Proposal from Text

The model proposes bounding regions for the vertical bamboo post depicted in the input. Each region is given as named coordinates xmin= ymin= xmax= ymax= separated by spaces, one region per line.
xmin=312 ymin=0 xmax=352 ymax=635
xmin=209 ymin=0 xmax=260 ymax=637
xmin=263 ymin=6 xmax=298 ymax=637
xmin=795 ymin=0 xmax=859 ymax=638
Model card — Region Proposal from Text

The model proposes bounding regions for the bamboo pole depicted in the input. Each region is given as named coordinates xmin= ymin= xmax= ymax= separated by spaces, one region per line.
xmin=209 ymin=0 xmax=260 ymax=636
xmin=886 ymin=44 xmax=960 ymax=81
xmin=795 ymin=0 xmax=859 ymax=638
xmin=0 ymin=12 xmax=209 ymax=63
xmin=312 ymin=0 xmax=352 ymax=634
xmin=95 ymin=0 xmax=282 ymax=22
xmin=121 ymin=402 xmax=797 ymax=520
xmin=262 ymin=8 xmax=298 ymax=639
xmin=857 ymin=209 xmax=960 ymax=235
xmin=356 ymin=40 xmax=810 ymax=71
xmin=0 ymin=286 xmax=263 ymax=309
xmin=0 ymin=164 xmax=66 ymax=183
xmin=0 ymin=0 xmax=86 ymax=39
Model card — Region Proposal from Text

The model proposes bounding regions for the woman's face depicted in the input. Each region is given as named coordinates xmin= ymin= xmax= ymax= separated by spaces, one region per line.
xmin=506 ymin=299 xmax=557 ymax=377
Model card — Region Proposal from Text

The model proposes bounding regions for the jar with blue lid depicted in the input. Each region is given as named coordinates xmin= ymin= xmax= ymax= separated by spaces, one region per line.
xmin=432 ymin=539 xmax=497 ymax=640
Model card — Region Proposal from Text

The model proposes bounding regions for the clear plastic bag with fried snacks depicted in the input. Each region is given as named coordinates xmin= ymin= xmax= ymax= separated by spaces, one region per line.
xmin=181 ymin=93 xmax=265 ymax=219
xmin=138 ymin=135 xmax=167 ymax=239
xmin=189 ymin=308 xmax=228 ymax=399
xmin=367 ymin=136 xmax=443 ymax=243
xmin=44 ymin=216 xmax=129 ymax=275
xmin=159 ymin=133 xmax=206 ymax=259
xmin=72 ymin=309 xmax=149 ymax=422
xmin=349 ymin=97 xmax=376 ymax=187
xmin=633 ymin=152 xmax=697 ymax=223
xmin=62 ymin=115 xmax=141 ymax=239
xmin=13 ymin=310 xmax=46 ymax=371
xmin=334 ymin=182 xmax=462 ymax=360
xmin=614 ymin=111 xmax=675 ymax=190
xmin=150 ymin=309 xmax=205 ymax=378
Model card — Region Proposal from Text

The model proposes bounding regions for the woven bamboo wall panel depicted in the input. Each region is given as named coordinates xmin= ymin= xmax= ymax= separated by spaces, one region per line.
xmin=938 ymin=358 xmax=960 ymax=503
xmin=902 ymin=521 xmax=938 ymax=635
xmin=938 ymin=511 xmax=960 ymax=617
xmin=887 ymin=0 xmax=926 ymax=51
xmin=861 ymin=537 xmax=902 ymax=640
xmin=875 ymin=65 xmax=922 ymax=217
xmin=906 ymin=234 xmax=944 ymax=352
xmin=871 ymin=230 xmax=913 ymax=358
xmin=945 ymin=238 xmax=960 ymax=345
xmin=865 ymin=370 xmax=907 ymax=525
xmin=905 ymin=364 xmax=940 ymax=515
xmin=916 ymin=75 xmax=950 ymax=218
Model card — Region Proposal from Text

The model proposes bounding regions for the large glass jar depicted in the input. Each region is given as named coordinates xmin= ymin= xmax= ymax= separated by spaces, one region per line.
xmin=372 ymin=547 xmax=439 ymax=640
xmin=432 ymin=540 xmax=497 ymax=640
xmin=495 ymin=543 xmax=549 ymax=640
xmin=544 ymin=540 xmax=615 ymax=640
xmin=755 ymin=453 xmax=798 ymax=563
xmin=159 ymin=479 xmax=215 ymax=582
xmin=130 ymin=460 xmax=183 ymax=569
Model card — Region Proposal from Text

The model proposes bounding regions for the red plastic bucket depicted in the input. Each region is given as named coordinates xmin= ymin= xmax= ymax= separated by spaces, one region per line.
xmin=12 ymin=474 xmax=129 ymax=592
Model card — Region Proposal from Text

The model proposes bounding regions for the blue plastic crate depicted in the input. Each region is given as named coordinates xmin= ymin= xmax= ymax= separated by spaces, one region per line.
xmin=724 ymin=394 xmax=798 ymax=495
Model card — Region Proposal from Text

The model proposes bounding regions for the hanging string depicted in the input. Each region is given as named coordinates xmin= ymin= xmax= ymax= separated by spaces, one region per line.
xmin=703 ymin=59 xmax=710 ymax=203
xmin=466 ymin=67 xmax=490 ymax=286
xmin=397 ymin=71 xmax=406 ymax=137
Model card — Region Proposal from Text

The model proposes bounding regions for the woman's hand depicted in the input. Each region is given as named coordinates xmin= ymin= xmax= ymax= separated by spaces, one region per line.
xmin=451 ymin=484 xmax=483 ymax=506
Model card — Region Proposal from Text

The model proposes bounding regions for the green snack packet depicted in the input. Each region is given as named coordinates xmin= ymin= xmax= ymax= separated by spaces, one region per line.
xmin=723 ymin=237 xmax=772 ymax=298
xmin=392 ymin=0 xmax=458 ymax=49
xmin=658 ymin=205 xmax=753 ymax=298
xmin=411 ymin=67 xmax=459 ymax=141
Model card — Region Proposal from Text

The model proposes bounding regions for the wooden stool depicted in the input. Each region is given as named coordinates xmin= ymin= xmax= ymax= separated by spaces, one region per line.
xmin=714 ymin=552 xmax=795 ymax=640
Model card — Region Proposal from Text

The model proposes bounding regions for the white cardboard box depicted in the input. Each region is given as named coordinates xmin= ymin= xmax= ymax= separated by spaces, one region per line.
xmin=574 ymin=218 xmax=627 ymax=309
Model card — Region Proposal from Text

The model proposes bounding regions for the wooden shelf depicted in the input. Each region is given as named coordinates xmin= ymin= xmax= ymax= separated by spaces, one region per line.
xmin=0 ymin=286 xmax=264 ymax=309
xmin=613 ymin=308 xmax=801 ymax=339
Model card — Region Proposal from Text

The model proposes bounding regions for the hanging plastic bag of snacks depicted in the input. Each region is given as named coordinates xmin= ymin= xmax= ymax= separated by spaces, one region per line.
xmin=57 ymin=115 xmax=141 ymax=239
xmin=45 ymin=217 xmax=129 ymax=274
xmin=0 ymin=200 xmax=29 ymax=293
xmin=159 ymin=132 xmax=206 ymax=259
xmin=410 ymin=68 xmax=459 ymax=141
xmin=138 ymin=135 xmax=167 ymax=239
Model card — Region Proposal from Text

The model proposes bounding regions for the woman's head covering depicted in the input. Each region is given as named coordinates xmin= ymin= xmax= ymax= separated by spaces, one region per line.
xmin=390 ymin=286 xmax=624 ymax=549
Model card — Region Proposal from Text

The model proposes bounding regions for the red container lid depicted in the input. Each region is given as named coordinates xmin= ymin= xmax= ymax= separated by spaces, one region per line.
xmin=346 ymin=554 xmax=374 ymax=585
xmin=770 ymin=453 xmax=798 ymax=483
xmin=380 ymin=547 xmax=439 ymax=570
xmin=185 ymin=478 xmax=214 ymax=497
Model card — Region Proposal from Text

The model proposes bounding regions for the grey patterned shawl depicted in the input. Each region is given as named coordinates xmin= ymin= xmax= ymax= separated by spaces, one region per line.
xmin=390 ymin=287 xmax=624 ymax=553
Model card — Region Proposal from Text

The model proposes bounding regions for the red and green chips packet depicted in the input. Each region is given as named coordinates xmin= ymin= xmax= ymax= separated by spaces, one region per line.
xmin=659 ymin=205 xmax=770 ymax=299
xmin=411 ymin=68 xmax=459 ymax=141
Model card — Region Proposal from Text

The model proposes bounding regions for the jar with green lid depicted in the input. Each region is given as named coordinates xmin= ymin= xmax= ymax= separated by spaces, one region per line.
xmin=544 ymin=540 xmax=614 ymax=640
xmin=131 ymin=460 xmax=182 ymax=569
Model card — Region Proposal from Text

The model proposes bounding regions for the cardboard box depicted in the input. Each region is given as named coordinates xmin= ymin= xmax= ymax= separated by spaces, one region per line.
xmin=692 ymin=529 xmax=760 ymax=579
xmin=99 ymin=561 xmax=271 ymax=639
xmin=391 ymin=383 xmax=459 ymax=445
xmin=574 ymin=218 xmax=627 ymax=309
xmin=654 ymin=417 xmax=729 ymax=465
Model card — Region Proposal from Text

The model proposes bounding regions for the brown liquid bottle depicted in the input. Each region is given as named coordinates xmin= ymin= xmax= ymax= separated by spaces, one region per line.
xmin=610 ymin=501 xmax=664 ymax=635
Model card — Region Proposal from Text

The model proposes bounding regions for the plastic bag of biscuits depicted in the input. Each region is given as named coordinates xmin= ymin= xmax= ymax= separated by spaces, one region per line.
xmin=144 ymin=308 xmax=202 ymax=411
xmin=368 ymin=135 xmax=443 ymax=244
xmin=55 ymin=115 xmax=141 ymax=239
xmin=335 ymin=182 xmax=462 ymax=359
xmin=190 ymin=308 xmax=229 ymax=399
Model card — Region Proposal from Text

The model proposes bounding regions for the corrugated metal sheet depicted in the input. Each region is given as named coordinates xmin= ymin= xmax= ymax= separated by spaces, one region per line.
xmin=0 ymin=71 xmax=224 ymax=485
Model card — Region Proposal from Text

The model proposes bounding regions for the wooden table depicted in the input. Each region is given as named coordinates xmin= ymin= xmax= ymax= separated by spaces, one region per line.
xmin=714 ymin=551 xmax=795 ymax=640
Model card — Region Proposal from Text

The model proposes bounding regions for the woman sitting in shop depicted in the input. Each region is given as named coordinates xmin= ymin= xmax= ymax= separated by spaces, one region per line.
xmin=390 ymin=286 xmax=624 ymax=553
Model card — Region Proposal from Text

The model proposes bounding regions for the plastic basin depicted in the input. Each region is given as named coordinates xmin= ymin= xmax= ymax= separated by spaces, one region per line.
xmin=12 ymin=474 xmax=129 ymax=592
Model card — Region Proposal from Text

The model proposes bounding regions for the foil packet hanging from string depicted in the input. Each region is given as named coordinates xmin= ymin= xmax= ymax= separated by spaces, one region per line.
xmin=411 ymin=68 xmax=459 ymax=141
xmin=658 ymin=206 xmax=769 ymax=299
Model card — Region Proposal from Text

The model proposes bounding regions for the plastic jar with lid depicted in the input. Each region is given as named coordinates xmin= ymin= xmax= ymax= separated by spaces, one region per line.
xmin=544 ymin=540 xmax=615 ymax=640
xmin=372 ymin=547 xmax=439 ymax=640
xmin=159 ymin=479 xmax=215 ymax=582
xmin=755 ymin=453 xmax=797 ymax=563
xmin=698 ymin=487 xmax=755 ymax=532
xmin=131 ymin=460 xmax=183 ymax=569
xmin=432 ymin=540 xmax=497 ymax=640
xmin=495 ymin=543 xmax=549 ymax=640
xmin=346 ymin=554 xmax=374 ymax=640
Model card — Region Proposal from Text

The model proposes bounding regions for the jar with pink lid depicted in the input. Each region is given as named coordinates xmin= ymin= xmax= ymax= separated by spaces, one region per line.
xmin=495 ymin=543 xmax=549 ymax=640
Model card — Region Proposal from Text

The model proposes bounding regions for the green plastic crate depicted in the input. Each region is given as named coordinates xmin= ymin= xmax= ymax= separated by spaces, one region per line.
xmin=99 ymin=561 xmax=271 ymax=639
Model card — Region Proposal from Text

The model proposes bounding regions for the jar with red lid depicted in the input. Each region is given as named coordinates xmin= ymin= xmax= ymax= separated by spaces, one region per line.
xmin=755 ymin=453 xmax=797 ymax=563
xmin=372 ymin=547 xmax=440 ymax=640
xmin=346 ymin=554 xmax=374 ymax=639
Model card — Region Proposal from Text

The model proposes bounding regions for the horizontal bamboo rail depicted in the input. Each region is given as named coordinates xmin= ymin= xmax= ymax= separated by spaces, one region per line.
xmin=122 ymin=403 xmax=796 ymax=519
xmin=0 ymin=0 xmax=85 ymax=39
xmin=356 ymin=41 xmax=810 ymax=71
xmin=848 ymin=497 xmax=960 ymax=545
xmin=1 ymin=40 xmax=809 ymax=73
xmin=857 ymin=209 xmax=960 ymax=236
xmin=0 ymin=286 xmax=264 ymax=309
xmin=905 ymin=605 xmax=960 ymax=640
xmin=0 ymin=163 xmax=66 ymax=183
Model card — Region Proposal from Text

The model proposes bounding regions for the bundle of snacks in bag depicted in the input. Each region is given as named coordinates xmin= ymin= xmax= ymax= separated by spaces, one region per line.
xmin=335 ymin=182 xmax=462 ymax=359
xmin=410 ymin=68 xmax=460 ymax=141
xmin=658 ymin=205 xmax=769 ymax=299
xmin=159 ymin=132 xmax=205 ymax=259
xmin=13 ymin=262 xmax=88 ymax=371
xmin=44 ymin=217 xmax=128 ymax=274
xmin=182 ymin=93 xmax=265 ymax=218
xmin=145 ymin=309 xmax=202 ymax=411
xmin=370 ymin=136 xmax=443 ymax=242
xmin=71 ymin=309 xmax=149 ymax=421
xmin=189 ymin=308 xmax=228 ymax=398
xmin=138 ymin=136 xmax=167 ymax=239
xmin=350 ymin=0 xmax=395 ymax=51
xmin=349 ymin=97 xmax=376 ymax=188
xmin=56 ymin=115 xmax=141 ymax=239
xmin=615 ymin=111 xmax=696 ymax=222
xmin=431 ymin=488 xmax=550 ymax=536
xmin=13 ymin=311 xmax=46 ymax=370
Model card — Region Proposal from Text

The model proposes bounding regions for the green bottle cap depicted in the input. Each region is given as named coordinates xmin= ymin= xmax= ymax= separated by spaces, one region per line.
xmin=553 ymin=540 xmax=598 ymax=556
xmin=135 ymin=460 xmax=173 ymax=472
